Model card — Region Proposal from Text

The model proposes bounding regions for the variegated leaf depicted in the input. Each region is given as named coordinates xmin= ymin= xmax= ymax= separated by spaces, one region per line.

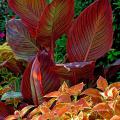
xmin=6 ymin=19 xmax=38 ymax=61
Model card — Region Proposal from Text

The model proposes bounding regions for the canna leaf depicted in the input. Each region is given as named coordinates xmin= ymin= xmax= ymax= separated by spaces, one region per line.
xmin=21 ymin=60 xmax=33 ymax=100
xmin=8 ymin=0 xmax=47 ymax=36
xmin=67 ymin=0 xmax=113 ymax=62
xmin=52 ymin=61 xmax=95 ymax=85
xmin=6 ymin=19 xmax=38 ymax=61
xmin=36 ymin=0 xmax=74 ymax=51
xmin=30 ymin=51 xmax=61 ymax=105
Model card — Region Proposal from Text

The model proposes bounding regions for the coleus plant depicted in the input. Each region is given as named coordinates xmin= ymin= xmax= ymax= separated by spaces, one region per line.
xmin=5 ymin=76 xmax=120 ymax=120
xmin=6 ymin=0 xmax=113 ymax=106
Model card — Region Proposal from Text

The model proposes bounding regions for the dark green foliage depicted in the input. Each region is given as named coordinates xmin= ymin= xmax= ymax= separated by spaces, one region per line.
xmin=0 ymin=0 xmax=14 ymax=43
xmin=0 ymin=68 xmax=21 ymax=92
xmin=74 ymin=0 xmax=93 ymax=17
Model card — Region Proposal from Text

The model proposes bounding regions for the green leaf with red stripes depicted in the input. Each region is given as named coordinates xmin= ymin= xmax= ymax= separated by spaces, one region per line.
xmin=67 ymin=0 xmax=113 ymax=62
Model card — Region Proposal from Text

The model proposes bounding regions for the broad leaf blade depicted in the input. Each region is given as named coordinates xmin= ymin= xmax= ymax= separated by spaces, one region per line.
xmin=30 ymin=51 xmax=61 ymax=105
xmin=6 ymin=19 xmax=38 ymax=61
xmin=52 ymin=61 xmax=95 ymax=85
xmin=67 ymin=0 xmax=113 ymax=62
xmin=8 ymin=0 xmax=47 ymax=36
xmin=21 ymin=61 xmax=33 ymax=100
xmin=36 ymin=0 xmax=74 ymax=50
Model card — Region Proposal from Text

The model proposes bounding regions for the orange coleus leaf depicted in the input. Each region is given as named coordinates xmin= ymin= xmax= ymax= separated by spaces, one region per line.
xmin=110 ymin=115 xmax=120 ymax=120
xmin=57 ymin=94 xmax=71 ymax=103
xmin=114 ymin=99 xmax=120 ymax=116
xmin=68 ymin=82 xmax=85 ymax=95
xmin=104 ymin=87 xmax=119 ymax=100
xmin=81 ymin=88 xmax=101 ymax=98
xmin=5 ymin=115 xmax=18 ymax=120
xmin=97 ymin=76 xmax=108 ymax=91
xmin=44 ymin=91 xmax=61 ymax=98
xmin=67 ymin=0 xmax=113 ymax=62
xmin=75 ymin=98 xmax=90 ymax=108
xmin=109 ymin=82 xmax=120 ymax=90
xmin=93 ymin=102 xmax=113 ymax=119
xmin=8 ymin=0 xmax=47 ymax=37
xmin=59 ymin=81 xmax=69 ymax=92
xmin=52 ymin=104 xmax=70 ymax=117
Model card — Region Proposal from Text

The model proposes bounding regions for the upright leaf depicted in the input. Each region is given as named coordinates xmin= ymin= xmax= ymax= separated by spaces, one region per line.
xmin=30 ymin=51 xmax=61 ymax=105
xmin=21 ymin=60 xmax=33 ymax=100
xmin=8 ymin=0 xmax=47 ymax=36
xmin=97 ymin=76 xmax=108 ymax=91
xmin=67 ymin=0 xmax=113 ymax=62
xmin=6 ymin=19 xmax=38 ymax=61
xmin=36 ymin=0 xmax=74 ymax=51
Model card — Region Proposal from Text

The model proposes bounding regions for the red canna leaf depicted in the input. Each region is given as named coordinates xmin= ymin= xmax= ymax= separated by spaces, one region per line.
xmin=30 ymin=51 xmax=61 ymax=105
xmin=81 ymin=88 xmax=101 ymax=98
xmin=36 ymin=0 xmax=74 ymax=51
xmin=67 ymin=0 xmax=113 ymax=62
xmin=106 ymin=59 xmax=120 ymax=80
xmin=52 ymin=61 xmax=95 ymax=85
xmin=6 ymin=19 xmax=38 ymax=61
xmin=8 ymin=0 xmax=47 ymax=37
xmin=97 ymin=76 xmax=108 ymax=91
xmin=21 ymin=60 xmax=33 ymax=100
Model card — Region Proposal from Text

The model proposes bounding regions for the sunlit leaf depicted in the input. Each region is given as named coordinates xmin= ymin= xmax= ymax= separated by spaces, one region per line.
xmin=104 ymin=87 xmax=119 ymax=100
xmin=19 ymin=105 xmax=34 ymax=118
xmin=110 ymin=115 xmax=120 ymax=120
xmin=30 ymin=51 xmax=60 ymax=105
xmin=109 ymin=82 xmax=120 ymax=90
xmin=67 ymin=0 xmax=113 ymax=62
xmin=68 ymin=82 xmax=85 ymax=95
xmin=5 ymin=115 xmax=17 ymax=120
xmin=93 ymin=102 xmax=113 ymax=119
xmin=97 ymin=76 xmax=108 ymax=91
xmin=114 ymin=99 xmax=120 ymax=116
xmin=81 ymin=88 xmax=101 ymax=98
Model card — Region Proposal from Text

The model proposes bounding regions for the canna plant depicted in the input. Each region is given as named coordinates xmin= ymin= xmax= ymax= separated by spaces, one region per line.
xmin=6 ymin=0 xmax=113 ymax=106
